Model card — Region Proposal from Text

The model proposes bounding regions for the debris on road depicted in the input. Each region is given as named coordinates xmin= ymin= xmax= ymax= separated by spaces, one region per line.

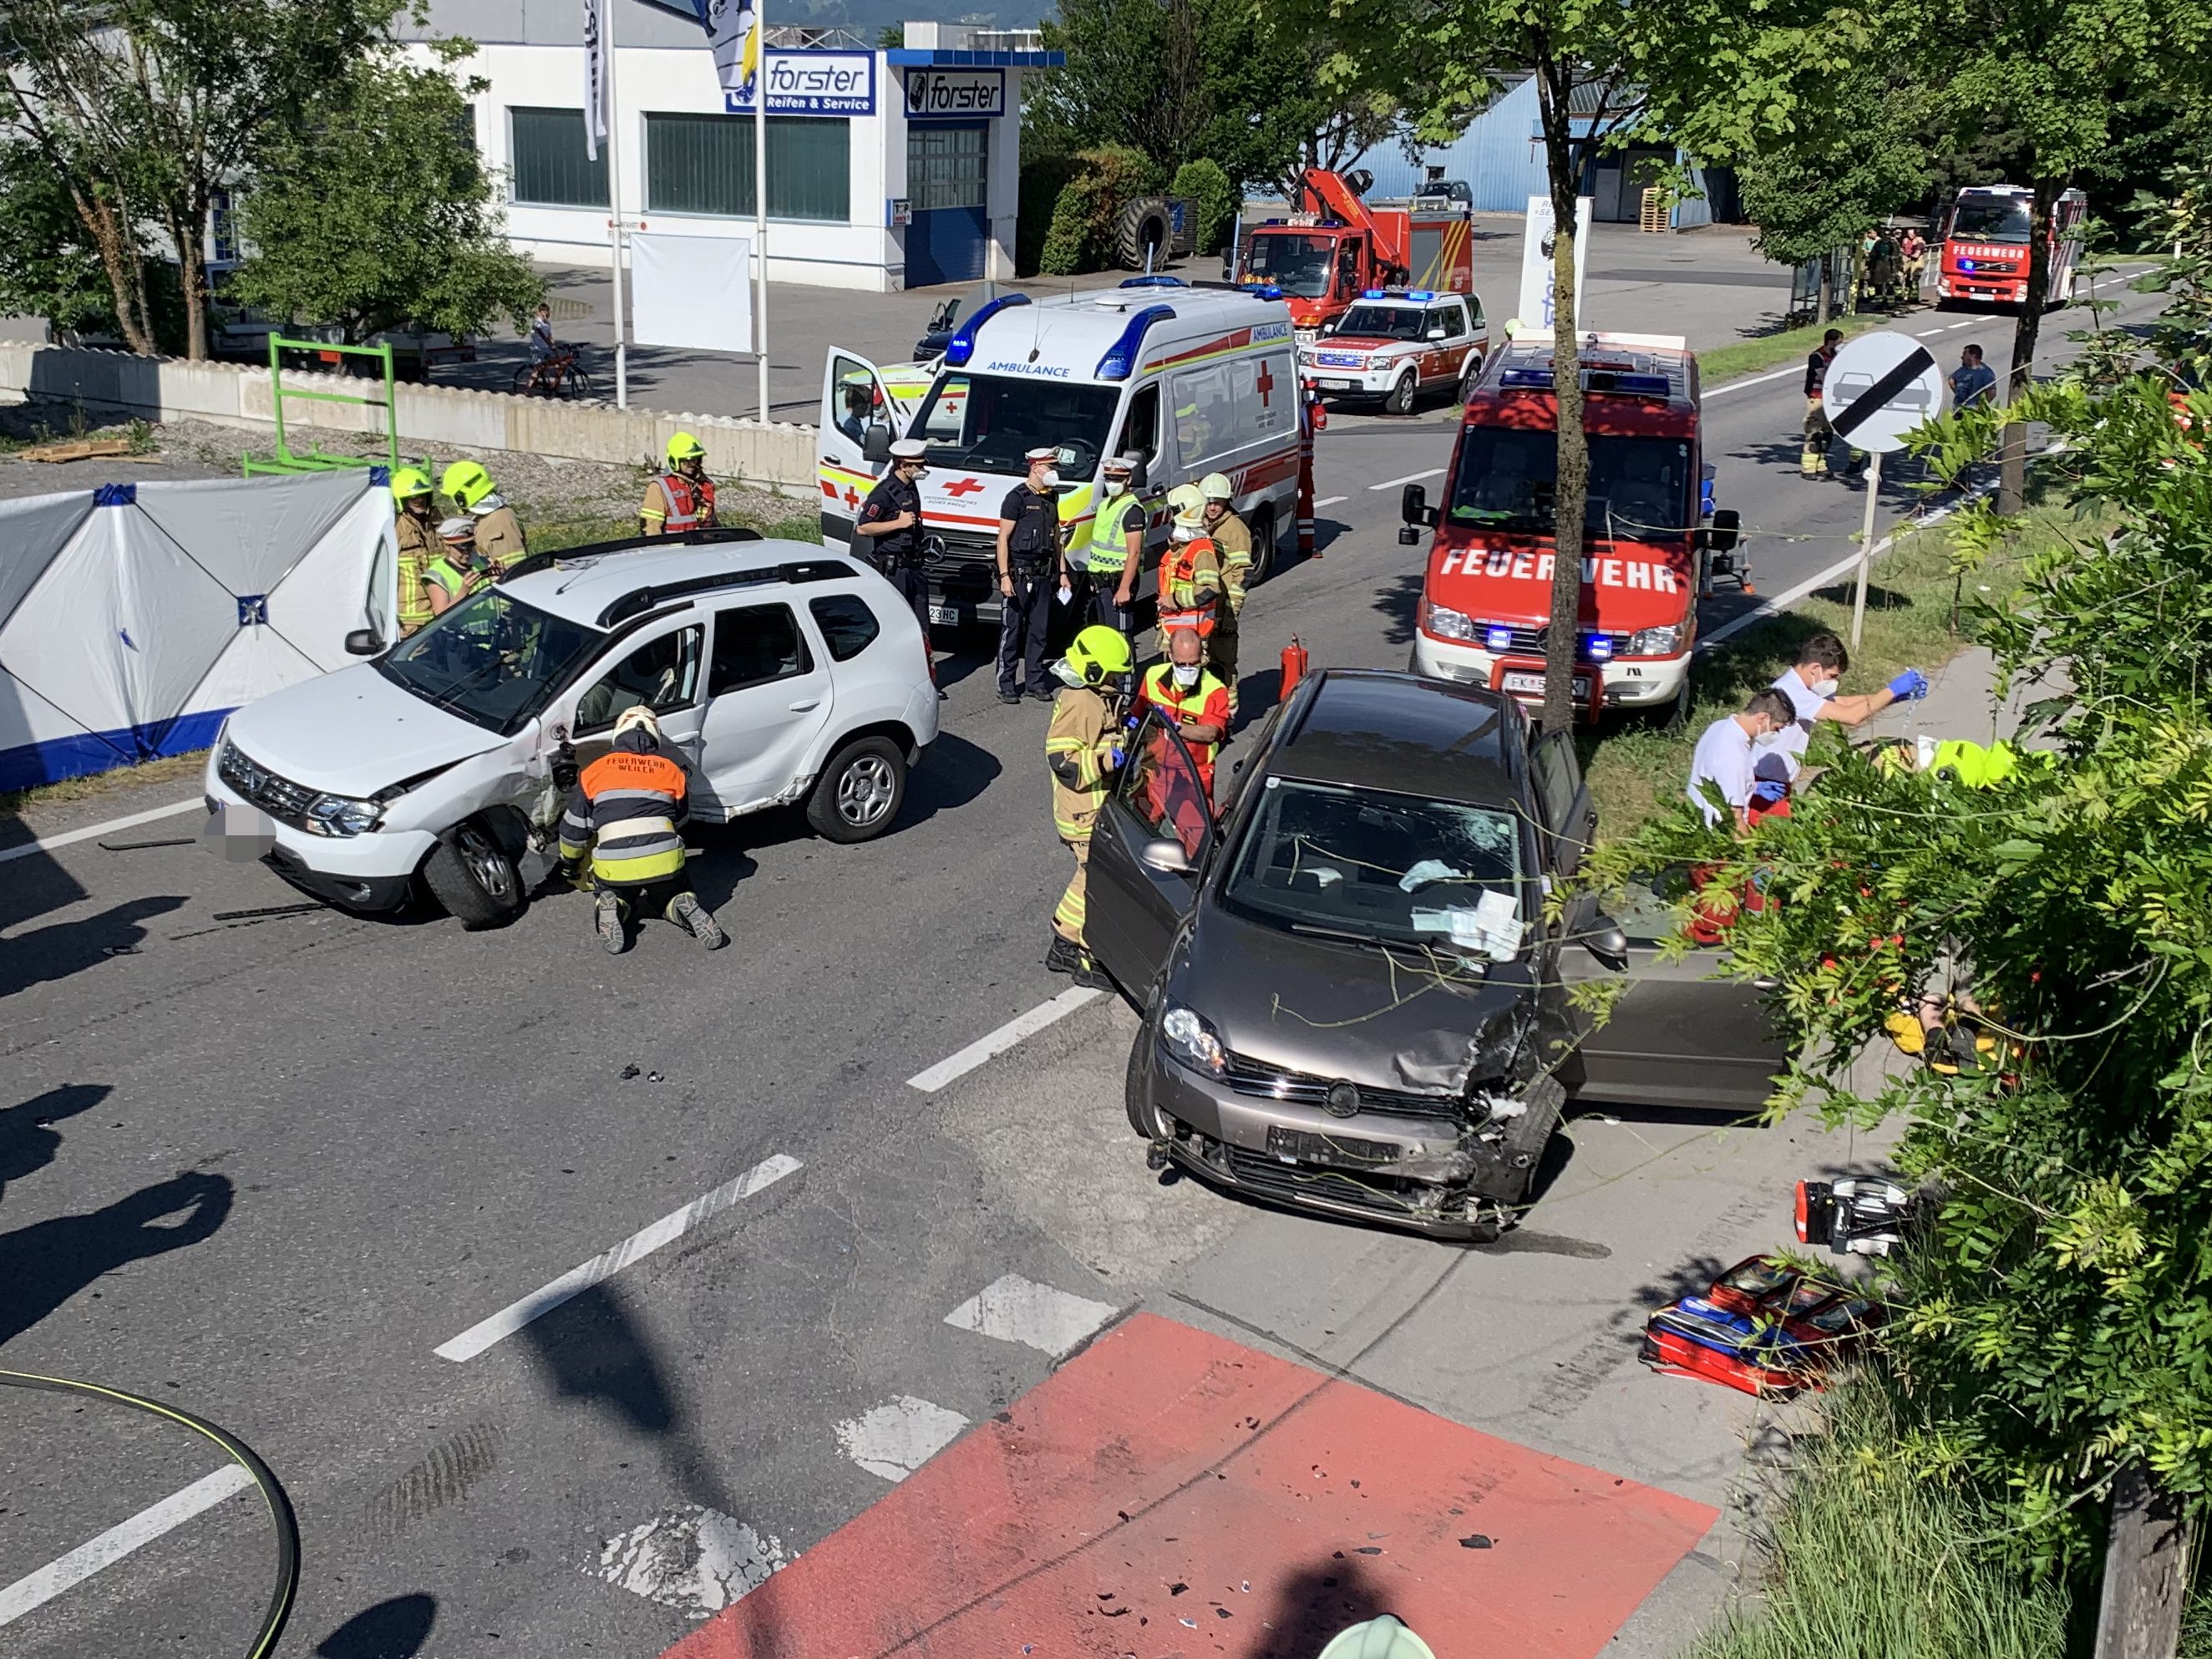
xmin=209 ymin=902 xmax=323 ymax=921
xmin=97 ymin=835 xmax=197 ymax=852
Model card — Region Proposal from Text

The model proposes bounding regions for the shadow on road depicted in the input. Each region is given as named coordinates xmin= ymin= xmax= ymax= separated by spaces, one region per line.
xmin=0 ymin=1082 xmax=110 ymax=1203
xmin=0 ymin=895 xmax=187 ymax=999
xmin=895 ymin=729 xmax=1002 ymax=828
xmin=1370 ymin=570 xmax=1423 ymax=647
xmin=0 ymin=1169 xmax=232 ymax=1347
xmin=519 ymin=1281 xmax=738 ymax=1517
xmin=1247 ymin=1553 xmax=1393 ymax=1657
xmin=315 ymin=1592 xmax=437 ymax=1658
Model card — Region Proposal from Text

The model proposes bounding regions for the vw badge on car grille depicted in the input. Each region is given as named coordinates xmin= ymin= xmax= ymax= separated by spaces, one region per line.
xmin=1324 ymin=1080 xmax=1362 ymax=1119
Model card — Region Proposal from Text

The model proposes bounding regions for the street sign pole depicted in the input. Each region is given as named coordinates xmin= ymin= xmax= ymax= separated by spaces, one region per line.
xmin=1850 ymin=450 xmax=1883 ymax=651
xmin=605 ymin=0 xmax=629 ymax=409
xmin=753 ymin=1 xmax=769 ymax=423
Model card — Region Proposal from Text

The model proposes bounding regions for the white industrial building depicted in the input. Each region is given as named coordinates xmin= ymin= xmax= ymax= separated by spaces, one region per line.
xmin=400 ymin=3 xmax=1062 ymax=292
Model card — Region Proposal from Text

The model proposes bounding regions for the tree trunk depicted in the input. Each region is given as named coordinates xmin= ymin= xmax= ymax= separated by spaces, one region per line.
xmin=1997 ymin=177 xmax=2059 ymax=516
xmin=1816 ymin=257 xmax=1832 ymax=327
xmin=2094 ymin=1466 xmax=2191 ymax=1659
xmin=172 ymin=205 xmax=208 ymax=362
xmin=74 ymin=190 xmax=155 ymax=355
xmin=1534 ymin=57 xmax=1587 ymax=738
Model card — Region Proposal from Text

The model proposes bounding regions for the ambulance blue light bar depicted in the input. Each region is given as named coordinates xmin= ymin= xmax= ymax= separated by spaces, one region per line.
xmin=1120 ymin=275 xmax=1186 ymax=288
xmin=942 ymin=293 xmax=1032 ymax=368
xmin=1095 ymin=305 xmax=1177 ymax=381
xmin=1358 ymin=288 xmax=1438 ymax=301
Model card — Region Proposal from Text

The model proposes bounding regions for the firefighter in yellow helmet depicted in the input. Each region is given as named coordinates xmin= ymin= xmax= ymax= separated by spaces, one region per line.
xmin=1044 ymin=625 xmax=1134 ymax=988
xmin=642 ymin=432 xmax=719 ymax=535
xmin=390 ymin=466 xmax=440 ymax=637
xmin=441 ymin=460 xmax=529 ymax=573
xmin=1197 ymin=472 xmax=1250 ymax=713
xmin=1157 ymin=483 xmax=1222 ymax=659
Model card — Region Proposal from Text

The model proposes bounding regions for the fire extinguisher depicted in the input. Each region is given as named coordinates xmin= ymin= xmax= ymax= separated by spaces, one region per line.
xmin=1280 ymin=634 xmax=1310 ymax=700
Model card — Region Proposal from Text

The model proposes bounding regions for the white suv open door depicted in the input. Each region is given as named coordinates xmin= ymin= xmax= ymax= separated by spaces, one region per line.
xmin=819 ymin=349 xmax=895 ymax=551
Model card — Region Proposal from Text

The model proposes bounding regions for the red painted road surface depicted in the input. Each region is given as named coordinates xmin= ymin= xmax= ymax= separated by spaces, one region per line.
xmin=667 ymin=1312 xmax=1716 ymax=1659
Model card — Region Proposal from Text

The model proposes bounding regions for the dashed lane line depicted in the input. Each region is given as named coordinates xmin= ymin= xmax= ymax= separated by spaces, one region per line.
xmin=0 ymin=1466 xmax=252 ymax=1629
xmin=1313 ymin=495 xmax=1348 ymax=508
xmin=434 ymin=1153 xmax=803 ymax=1361
xmin=1367 ymin=468 xmax=1443 ymax=491
xmin=905 ymin=987 xmax=1102 ymax=1093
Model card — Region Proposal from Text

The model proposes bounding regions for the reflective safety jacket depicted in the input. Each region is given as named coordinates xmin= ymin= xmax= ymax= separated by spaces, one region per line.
xmin=396 ymin=510 xmax=440 ymax=634
xmin=642 ymin=471 xmax=718 ymax=533
xmin=1209 ymin=510 xmax=1252 ymax=618
xmin=1045 ymin=685 xmax=1120 ymax=841
xmin=1159 ymin=535 xmax=1221 ymax=640
xmin=1089 ymin=492 xmax=1149 ymax=576
xmin=1136 ymin=663 xmax=1229 ymax=790
xmin=472 ymin=500 xmax=529 ymax=571
xmin=558 ymin=748 xmax=691 ymax=886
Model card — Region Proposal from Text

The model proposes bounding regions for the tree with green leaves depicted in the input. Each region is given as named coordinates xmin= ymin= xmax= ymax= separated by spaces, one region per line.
xmin=229 ymin=46 xmax=545 ymax=349
xmin=0 ymin=139 xmax=134 ymax=342
xmin=0 ymin=0 xmax=395 ymax=358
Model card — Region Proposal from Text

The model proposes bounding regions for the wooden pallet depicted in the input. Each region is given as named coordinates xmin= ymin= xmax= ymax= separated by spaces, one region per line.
xmin=1638 ymin=186 xmax=1671 ymax=234
xmin=19 ymin=437 xmax=136 ymax=464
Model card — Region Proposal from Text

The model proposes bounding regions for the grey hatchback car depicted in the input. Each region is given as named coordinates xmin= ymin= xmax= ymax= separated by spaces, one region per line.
xmin=1086 ymin=668 xmax=1785 ymax=1241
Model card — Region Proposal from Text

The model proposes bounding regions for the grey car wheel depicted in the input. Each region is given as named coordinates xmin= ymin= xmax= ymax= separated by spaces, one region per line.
xmin=805 ymin=735 xmax=907 ymax=843
xmin=1384 ymin=370 xmax=1418 ymax=416
xmin=421 ymin=819 xmax=525 ymax=929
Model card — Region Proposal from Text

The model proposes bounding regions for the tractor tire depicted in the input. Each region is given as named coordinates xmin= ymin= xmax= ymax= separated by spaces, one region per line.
xmin=1116 ymin=197 xmax=1172 ymax=271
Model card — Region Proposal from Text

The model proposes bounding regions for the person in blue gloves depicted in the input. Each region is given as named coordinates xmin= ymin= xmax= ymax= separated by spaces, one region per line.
xmin=1753 ymin=631 xmax=1929 ymax=794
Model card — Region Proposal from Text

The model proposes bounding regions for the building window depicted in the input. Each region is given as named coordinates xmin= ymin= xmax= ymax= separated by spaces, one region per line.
xmin=644 ymin=113 xmax=850 ymax=222
xmin=510 ymin=107 xmax=609 ymax=208
xmin=907 ymin=125 xmax=987 ymax=212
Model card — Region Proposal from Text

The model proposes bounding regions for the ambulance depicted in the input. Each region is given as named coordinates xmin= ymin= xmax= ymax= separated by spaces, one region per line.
xmin=1397 ymin=331 xmax=1742 ymax=725
xmin=819 ymin=278 xmax=1304 ymax=627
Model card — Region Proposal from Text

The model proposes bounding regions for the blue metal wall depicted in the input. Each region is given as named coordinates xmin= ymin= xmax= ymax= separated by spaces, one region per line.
xmin=1348 ymin=76 xmax=1546 ymax=212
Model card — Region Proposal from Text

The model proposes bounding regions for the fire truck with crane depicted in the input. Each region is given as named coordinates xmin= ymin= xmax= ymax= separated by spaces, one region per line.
xmin=1397 ymin=330 xmax=1744 ymax=728
xmin=1936 ymin=184 xmax=2088 ymax=309
xmin=1230 ymin=168 xmax=1475 ymax=343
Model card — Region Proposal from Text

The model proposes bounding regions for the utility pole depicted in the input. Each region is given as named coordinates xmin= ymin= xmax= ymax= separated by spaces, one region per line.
xmin=753 ymin=2 xmax=770 ymax=423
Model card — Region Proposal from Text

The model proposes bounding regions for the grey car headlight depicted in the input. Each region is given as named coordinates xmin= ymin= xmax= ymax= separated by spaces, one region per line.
xmin=304 ymin=793 xmax=382 ymax=837
xmin=1159 ymin=1002 xmax=1227 ymax=1078
xmin=1626 ymin=623 xmax=1682 ymax=656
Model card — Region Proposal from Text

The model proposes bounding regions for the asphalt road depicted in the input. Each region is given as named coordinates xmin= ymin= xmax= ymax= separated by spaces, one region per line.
xmin=0 ymin=275 xmax=2167 ymax=1659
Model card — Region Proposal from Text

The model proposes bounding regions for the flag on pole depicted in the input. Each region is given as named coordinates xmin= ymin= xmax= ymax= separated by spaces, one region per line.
xmin=583 ymin=0 xmax=610 ymax=160
xmin=703 ymin=0 xmax=761 ymax=100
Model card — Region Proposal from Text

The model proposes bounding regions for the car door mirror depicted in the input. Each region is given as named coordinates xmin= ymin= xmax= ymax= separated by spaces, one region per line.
xmin=1426 ymin=325 xmax=1448 ymax=341
xmin=860 ymin=422 xmax=893 ymax=465
xmin=1705 ymin=508 xmax=1742 ymax=553
xmin=1139 ymin=836 xmax=1193 ymax=875
xmin=1398 ymin=481 xmax=1438 ymax=545
xmin=344 ymin=628 xmax=383 ymax=656
xmin=1583 ymin=914 xmax=1631 ymax=972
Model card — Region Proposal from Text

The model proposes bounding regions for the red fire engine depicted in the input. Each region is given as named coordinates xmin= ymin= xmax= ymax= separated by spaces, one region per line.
xmin=1231 ymin=168 xmax=1474 ymax=342
xmin=1398 ymin=331 xmax=1743 ymax=726
xmin=1936 ymin=184 xmax=2088 ymax=308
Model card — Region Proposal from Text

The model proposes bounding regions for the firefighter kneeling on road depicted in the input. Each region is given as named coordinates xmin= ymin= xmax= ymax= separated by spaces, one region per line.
xmin=556 ymin=707 xmax=727 ymax=956
xmin=1044 ymin=625 xmax=1135 ymax=989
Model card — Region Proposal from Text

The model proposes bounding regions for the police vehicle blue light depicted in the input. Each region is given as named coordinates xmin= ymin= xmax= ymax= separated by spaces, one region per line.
xmin=1585 ymin=634 xmax=1614 ymax=662
xmin=1484 ymin=625 xmax=1514 ymax=653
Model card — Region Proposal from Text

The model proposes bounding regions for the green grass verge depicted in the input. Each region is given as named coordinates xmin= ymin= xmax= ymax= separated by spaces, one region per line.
xmin=1689 ymin=1377 xmax=2070 ymax=1659
xmin=1580 ymin=505 xmax=2049 ymax=839
xmin=0 ymin=749 xmax=209 ymax=820
xmin=1699 ymin=312 xmax=1889 ymax=388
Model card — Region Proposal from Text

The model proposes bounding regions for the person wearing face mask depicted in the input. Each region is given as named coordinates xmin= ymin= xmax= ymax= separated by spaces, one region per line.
xmin=1135 ymin=627 xmax=1230 ymax=799
xmin=996 ymin=446 xmax=1068 ymax=704
xmin=854 ymin=437 xmax=933 ymax=639
xmin=1089 ymin=453 xmax=1149 ymax=637
xmin=1157 ymin=483 xmax=1222 ymax=658
xmin=1752 ymin=632 xmax=1928 ymax=801
xmin=1197 ymin=473 xmax=1250 ymax=715
xmin=1688 ymin=688 xmax=1797 ymax=830
xmin=1043 ymin=625 xmax=1134 ymax=987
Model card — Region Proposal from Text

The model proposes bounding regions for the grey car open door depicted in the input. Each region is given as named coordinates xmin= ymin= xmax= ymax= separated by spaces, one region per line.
xmin=1083 ymin=713 xmax=1218 ymax=998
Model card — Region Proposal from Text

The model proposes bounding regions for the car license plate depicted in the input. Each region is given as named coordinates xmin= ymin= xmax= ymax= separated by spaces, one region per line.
xmin=927 ymin=604 xmax=958 ymax=627
xmin=1322 ymin=378 xmax=1354 ymax=391
xmin=1500 ymin=670 xmax=1592 ymax=703
xmin=1266 ymin=1125 xmax=1399 ymax=1167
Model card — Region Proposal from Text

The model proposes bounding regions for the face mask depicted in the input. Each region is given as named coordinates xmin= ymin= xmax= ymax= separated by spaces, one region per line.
xmin=1172 ymin=663 xmax=1200 ymax=688
xmin=1051 ymin=658 xmax=1085 ymax=689
xmin=1171 ymin=525 xmax=1197 ymax=543
xmin=1038 ymin=469 xmax=1061 ymax=489
xmin=1812 ymin=677 xmax=1839 ymax=699
xmin=1103 ymin=479 xmax=1127 ymax=496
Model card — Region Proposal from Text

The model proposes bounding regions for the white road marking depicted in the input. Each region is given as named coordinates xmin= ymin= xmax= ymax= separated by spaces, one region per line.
xmin=1367 ymin=468 xmax=1443 ymax=491
xmin=1312 ymin=495 xmax=1348 ymax=508
xmin=944 ymin=1273 xmax=1117 ymax=1357
xmin=595 ymin=1506 xmax=788 ymax=1619
xmin=0 ymin=1465 xmax=251 ymax=1629
xmin=835 ymin=1397 xmax=968 ymax=1482
xmin=1946 ymin=319 xmax=1977 ymax=330
xmin=0 ymin=799 xmax=201 ymax=866
xmin=906 ymin=987 xmax=1102 ymax=1093
xmin=435 ymin=1154 xmax=803 ymax=1361
xmin=1703 ymin=363 xmax=1802 ymax=398
xmin=1915 ymin=327 xmax=1947 ymax=337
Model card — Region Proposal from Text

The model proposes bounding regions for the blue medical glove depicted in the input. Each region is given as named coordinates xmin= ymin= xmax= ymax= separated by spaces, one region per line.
xmin=1888 ymin=668 xmax=1929 ymax=701
xmin=1751 ymin=779 xmax=1789 ymax=805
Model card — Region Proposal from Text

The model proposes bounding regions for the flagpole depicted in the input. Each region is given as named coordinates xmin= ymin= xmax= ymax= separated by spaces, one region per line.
xmin=606 ymin=0 xmax=629 ymax=408
xmin=753 ymin=3 xmax=769 ymax=421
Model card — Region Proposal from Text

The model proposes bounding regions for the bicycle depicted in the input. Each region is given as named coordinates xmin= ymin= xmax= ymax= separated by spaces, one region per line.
xmin=513 ymin=346 xmax=594 ymax=399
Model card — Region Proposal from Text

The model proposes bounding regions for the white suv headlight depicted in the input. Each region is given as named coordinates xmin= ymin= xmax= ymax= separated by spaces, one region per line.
xmin=1419 ymin=599 xmax=1478 ymax=642
xmin=1159 ymin=1002 xmax=1226 ymax=1078
xmin=305 ymin=793 xmax=382 ymax=837
xmin=1626 ymin=624 xmax=1682 ymax=657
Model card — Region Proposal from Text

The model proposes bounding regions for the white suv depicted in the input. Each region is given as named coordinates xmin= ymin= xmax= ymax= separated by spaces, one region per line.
xmin=1298 ymin=290 xmax=1489 ymax=416
xmin=202 ymin=532 xmax=939 ymax=926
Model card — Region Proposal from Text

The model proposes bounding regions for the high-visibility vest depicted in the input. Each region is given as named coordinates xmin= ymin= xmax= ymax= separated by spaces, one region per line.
xmin=649 ymin=472 xmax=717 ymax=533
xmin=1139 ymin=663 xmax=1229 ymax=781
xmin=1159 ymin=536 xmax=1220 ymax=638
xmin=1089 ymin=493 xmax=1148 ymax=575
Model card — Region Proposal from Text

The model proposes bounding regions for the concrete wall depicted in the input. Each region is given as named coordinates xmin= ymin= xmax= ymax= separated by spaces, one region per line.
xmin=0 ymin=342 xmax=816 ymax=494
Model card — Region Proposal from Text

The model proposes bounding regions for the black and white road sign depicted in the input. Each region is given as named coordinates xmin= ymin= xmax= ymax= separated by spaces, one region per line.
xmin=1820 ymin=331 xmax=1947 ymax=453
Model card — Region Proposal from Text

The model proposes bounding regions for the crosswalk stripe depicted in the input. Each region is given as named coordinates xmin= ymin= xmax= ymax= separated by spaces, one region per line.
xmin=595 ymin=1505 xmax=788 ymax=1619
xmin=834 ymin=1397 xmax=968 ymax=1483
xmin=943 ymin=1273 xmax=1116 ymax=1358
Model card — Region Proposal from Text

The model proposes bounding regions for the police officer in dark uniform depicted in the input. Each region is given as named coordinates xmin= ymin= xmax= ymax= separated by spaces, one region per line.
xmin=854 ymin=436 xmax=932 ymax=640
xmin=995 ymin=445 xmax=1069 ymax=705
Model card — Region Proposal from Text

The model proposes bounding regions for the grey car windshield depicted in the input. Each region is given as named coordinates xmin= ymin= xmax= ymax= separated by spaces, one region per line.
xmin=911 ymin=372 xmax=1121 ymax=481
xmin=1240 ymin=233 xmax=1336 ymax=299
xmin=377 ymin=590 xmax=604 ymax=733
xmin=1448 ymin=429 xmax=1692 ymax=543
xmin=1950 ymin=198 xmax=2033 ymax=243
xmin=1221 ymin=777 xmax=1527 ymax=954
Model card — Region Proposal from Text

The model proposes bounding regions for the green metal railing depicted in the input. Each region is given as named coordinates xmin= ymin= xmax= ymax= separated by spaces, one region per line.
xmin=240 ymin=336 xmax=403 ymax=477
